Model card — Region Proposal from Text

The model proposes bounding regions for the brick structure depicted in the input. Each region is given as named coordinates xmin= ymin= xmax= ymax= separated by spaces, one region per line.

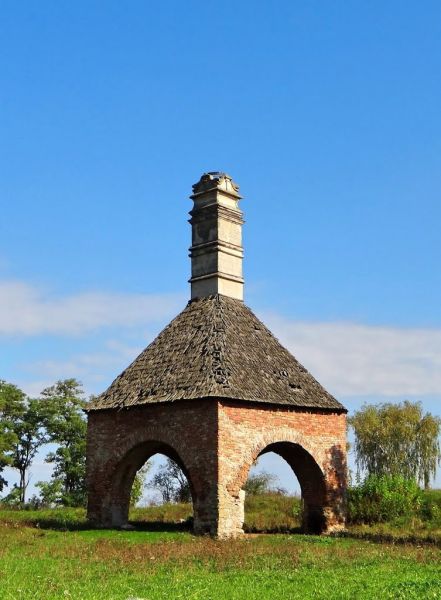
xmin=86 ymin=172 xmax=348 ymax=537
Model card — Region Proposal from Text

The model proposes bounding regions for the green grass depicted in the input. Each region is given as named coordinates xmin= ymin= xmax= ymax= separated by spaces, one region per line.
xmin=1 ymin=490 xmax=440 ymax=540
xmin=1 ymin=505 xmax=440 ymax=599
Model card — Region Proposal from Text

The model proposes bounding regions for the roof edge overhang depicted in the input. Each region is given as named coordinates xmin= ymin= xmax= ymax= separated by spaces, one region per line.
xmin=85 ymin=395 xmax=348 ymax=415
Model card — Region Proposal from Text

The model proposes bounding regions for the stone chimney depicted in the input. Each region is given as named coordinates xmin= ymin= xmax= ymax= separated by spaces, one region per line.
xmin=189 ymin=172 xmax=244 ymax=301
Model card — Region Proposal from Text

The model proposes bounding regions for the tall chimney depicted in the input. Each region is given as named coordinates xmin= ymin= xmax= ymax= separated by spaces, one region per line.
xmin=189 ymin=172 xmax=244 ymax=301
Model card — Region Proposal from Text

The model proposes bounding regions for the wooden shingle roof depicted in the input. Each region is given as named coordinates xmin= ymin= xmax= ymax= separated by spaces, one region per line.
xmin=87 ymin=295 xmax=346 ymax=412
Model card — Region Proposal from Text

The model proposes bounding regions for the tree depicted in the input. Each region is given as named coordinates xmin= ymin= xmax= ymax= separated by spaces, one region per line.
xmin=0 ymin=381 xmax=24 ymax=492
xmin=9 ymin=398 xmax=47 ymax=503
xmin=35 ymin=479 xmax=64 ymax=507
xmin=244 ymin=471 xmax=279 ymax=495
xmin=1 ymin=485 xmax=22 ymax=506
xmin=0 ymin=381 xmax=46 ymax=502
xmin=150 ymin=458 xmax=191 ymax=503
xmin=0 ymin=382 xmax=47 ymax=503
xmin=349 ymin=401 xmax=441 ymax=488
xmin=40 ymin=379 xmax=87 ymax=506
xmin=130 ymin=462 xmax=151 ymax=507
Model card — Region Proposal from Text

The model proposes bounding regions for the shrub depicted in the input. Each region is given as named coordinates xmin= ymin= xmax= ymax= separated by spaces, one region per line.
xmin=244 ymin=472 xmax=277 ymax=495
xmin=420 ymin=490 xmax=441 ymax=526
xmin=348 ymin=474 xmax=423 ymax=524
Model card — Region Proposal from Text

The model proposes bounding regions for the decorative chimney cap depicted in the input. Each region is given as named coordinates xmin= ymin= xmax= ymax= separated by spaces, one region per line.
xmin=191 ymin=172 xmax=241 ymax=198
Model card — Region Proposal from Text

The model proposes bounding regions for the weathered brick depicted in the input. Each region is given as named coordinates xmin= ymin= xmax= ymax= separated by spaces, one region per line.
xmin=86 ymin=399 xmax=347 ymax=537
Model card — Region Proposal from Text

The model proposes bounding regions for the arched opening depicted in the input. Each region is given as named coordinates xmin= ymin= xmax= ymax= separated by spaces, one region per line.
xmin=242 ymin=442 xmax=326 ymax=534
xmin=129 ymin=453 xmax=193 ymax=528
xmin=108 ymin=441 xmax=195 ymax=530
xmin=243 ymin=451 xmax=301 ymax=532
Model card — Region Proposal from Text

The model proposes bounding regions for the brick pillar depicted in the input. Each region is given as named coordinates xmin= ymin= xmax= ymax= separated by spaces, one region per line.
xmin=86 ymin=447 xmax=134 ymax=528
xmin=321 ymin=443 xmax=347 ymax=533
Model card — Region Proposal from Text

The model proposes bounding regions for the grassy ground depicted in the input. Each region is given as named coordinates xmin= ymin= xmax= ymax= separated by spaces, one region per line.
xmin=2 ymin=493 xmax=440 ymax=540
xmin=131 ymin=493 xmax=302 ymax=533
xmin=134 ymin=491 xmax=441 ymax=540
xmin=1 ymin=502 xmax=440 ymax=599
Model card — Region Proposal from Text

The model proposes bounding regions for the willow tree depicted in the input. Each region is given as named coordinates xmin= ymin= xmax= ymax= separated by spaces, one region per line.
xmin=349 ymin=401 xmax=441 ymax=488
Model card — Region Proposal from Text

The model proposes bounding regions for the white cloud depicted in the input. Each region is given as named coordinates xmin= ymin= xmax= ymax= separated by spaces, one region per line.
xmin=4 ymin=274 xmax=440 ymax=400
xmin=24 ymin=340 xmax=143 ymax=394
xmin=0 ymin=280 xmax=184 ymax=336
xmin=263 ymin=314 xmax=441 ymax=397
xmin=24 ymin=316 xmax=441 ymax=400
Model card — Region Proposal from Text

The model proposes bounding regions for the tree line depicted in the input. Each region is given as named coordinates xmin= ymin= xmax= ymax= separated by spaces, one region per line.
xmin=1 ymin=377 xmax=440 ymax=509
xmin=0 ymin=379 xmax=86 ymax=506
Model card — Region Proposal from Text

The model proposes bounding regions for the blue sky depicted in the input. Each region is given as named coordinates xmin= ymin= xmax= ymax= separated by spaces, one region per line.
xmin=1 ymin=1 xmax=440 ymax=495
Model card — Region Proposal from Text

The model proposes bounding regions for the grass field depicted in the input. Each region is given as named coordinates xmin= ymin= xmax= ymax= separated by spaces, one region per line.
xmin=1 ymin=501 xmax=440 ymax=600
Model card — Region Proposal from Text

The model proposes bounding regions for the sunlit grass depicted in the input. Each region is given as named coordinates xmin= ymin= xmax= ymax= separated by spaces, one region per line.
xmin=1 ymin=499 xmax=441 ymax=599
xmin=0 ymin=519 xmax=440 ymax=599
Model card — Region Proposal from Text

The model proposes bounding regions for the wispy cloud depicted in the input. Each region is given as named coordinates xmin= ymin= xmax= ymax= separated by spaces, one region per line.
xmin=263 ymin=315 xmax=441 ymax=397
xmin=4 ymin=275 xmax=440 ymax=400
xmin=0 ymin=280 xmax=184 ymax=336
xmin=24 ymin=315 xmax=441 ymax=400
xmin=24 ymin=340 xmax=143 ymax=394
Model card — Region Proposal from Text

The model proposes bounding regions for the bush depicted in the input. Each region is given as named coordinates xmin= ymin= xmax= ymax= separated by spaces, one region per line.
xmin=348 ymin=474 xmax=423 ymax=524
xmin=420 ymin=490 xmax=441 ymax=525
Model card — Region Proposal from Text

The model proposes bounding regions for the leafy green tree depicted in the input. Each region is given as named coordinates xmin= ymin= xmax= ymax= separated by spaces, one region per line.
xmin=9 ymin=397 xmax=47 ymax=503
xmin=41 ymin=379 xmax=87 ymax=506
xmin=130 ymin=462 xmax=151 ymax=507
xmin=35 ymin=479 xmax=64 ymax=507
xmin=0 ymin=381 xmax=27 ymax=494
xmin=350 ymin=401 xmax=441 ymax=488
xmin=1 ymin=484 xmax=22 ymax=506
xmin=348 ymin=474 xmax=423 ymax=524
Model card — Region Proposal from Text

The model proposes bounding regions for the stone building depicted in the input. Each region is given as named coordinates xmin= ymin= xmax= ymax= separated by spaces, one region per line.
xmin=86 ymin=172 xmax=347 ymax=537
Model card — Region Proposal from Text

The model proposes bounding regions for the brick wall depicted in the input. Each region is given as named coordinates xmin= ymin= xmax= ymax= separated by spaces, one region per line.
xmin=86 ymin=400 xmax=219 ymax=533
xmin=86 ymin=399 xmax=347 ymax=537
xmin=217 ymin=400 xmax=347 ymax=536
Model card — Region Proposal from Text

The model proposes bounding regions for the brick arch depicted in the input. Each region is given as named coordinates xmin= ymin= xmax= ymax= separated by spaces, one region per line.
xmin=228 ymin=427 xmax=326 ymax=494
xmin=87 ymin=402 xmax=347 ymax=536
xmin=88 ymin=425 xmax=202 ymax=529
xmin=108 ymin=437 xmax=196 ymax=527
xmin=106 ymin=424 xmax=197 ymax=478
xmin=230 ymin=428 xmax=329 ymax=534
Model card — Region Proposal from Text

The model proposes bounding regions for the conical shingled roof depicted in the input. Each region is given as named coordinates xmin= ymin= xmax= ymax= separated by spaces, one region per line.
xmin=88 ymin=295 xmax=345 ymax=412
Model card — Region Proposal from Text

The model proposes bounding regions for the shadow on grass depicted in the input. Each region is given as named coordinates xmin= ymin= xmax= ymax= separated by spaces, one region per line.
xmin=332 ymin=530 xmax=441 ymax=548
xmin=3 ymin=512 xmax=304 ymax=535
xmin=6 ymin=516 xmax=439 ymax=546
xmin=244 ymin=525 xmax=303 ymax=535
xmin=1 ymin=516 xmax=193 ymax=533
xmin=18 ymin=521 xmax=441 ymax=547
xmin=127 ymin=520 xmax=192 ymax=533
